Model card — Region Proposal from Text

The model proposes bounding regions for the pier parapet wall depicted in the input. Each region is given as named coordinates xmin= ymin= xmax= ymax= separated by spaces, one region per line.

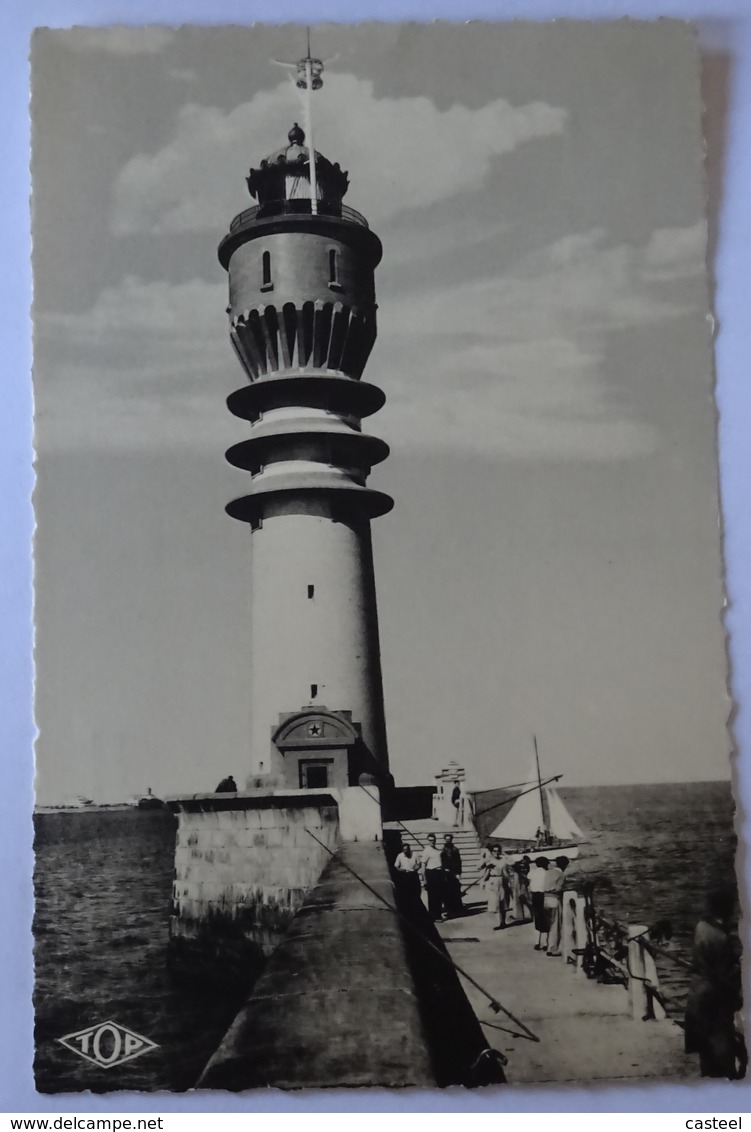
xmin=166 ymin=791 xmax=338 ymax=982
xmin=165 ymin=786 xmax=382 ymax=984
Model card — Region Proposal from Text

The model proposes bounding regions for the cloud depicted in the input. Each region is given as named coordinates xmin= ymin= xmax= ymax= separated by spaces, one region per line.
xmin=35 ymin=277 xmax=243 ymax=453
xmin=59 ymin=26 xmax=175 ymax=55
xmin=371 ymin=224 xmax=707 ymax=460
xmin=642 ymin=220 xmax=707 ymax=281
xmin=383 ymin=213 xmax=510 ymax=271
xmin=34 ymin=223 xmax=707 ymax=461
xmin=40 ymin=275 xmax=224 ymax=342
xmin=110 ymin=73 xmax=566 ymax=234
xmin=168 ymin=67 xmax=198 ymax=83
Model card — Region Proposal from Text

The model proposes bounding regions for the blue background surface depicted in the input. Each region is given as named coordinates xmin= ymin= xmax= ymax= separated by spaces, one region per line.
xmin=2 ymin=0 xmax=750 ymax=1112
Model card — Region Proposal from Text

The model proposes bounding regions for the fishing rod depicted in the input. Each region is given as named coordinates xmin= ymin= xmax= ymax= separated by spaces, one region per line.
xmin=305 ymin=826 xmax=540 ymax=1044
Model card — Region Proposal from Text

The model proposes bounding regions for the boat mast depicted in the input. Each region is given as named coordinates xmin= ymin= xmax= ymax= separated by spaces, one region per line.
xmin=533 ymin=733 xmax=550 ymax=835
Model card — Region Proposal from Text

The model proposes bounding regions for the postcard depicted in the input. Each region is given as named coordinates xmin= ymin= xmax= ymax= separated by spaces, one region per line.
xmin=31 ymin=21 xmax=741 ymax=1091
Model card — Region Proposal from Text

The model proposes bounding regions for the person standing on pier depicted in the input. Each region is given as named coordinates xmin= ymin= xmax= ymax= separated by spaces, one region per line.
xmin=421 ymin=833 xmax=445 ymax=921
xmin=529 ymin=857 xmax=550 ymax=950
xmin=479 ymin=841 xmax=493 ymax=888
xmin=441 ymin=833 xmax=464 ymax=918
xmin=544 ymin=856 xmax=570 ymax=956
xmin=394 ymin=842 xmax=422 ymax=907
xmin=484 ymin=846 xmax=511 ymax=931
xmin=684 ymin=887 xmax=744 ymax=1078
xmin=511 ymin=857 xmax=532 ymax=923
xmin=451 ymin=781 xmax=462 ymax=827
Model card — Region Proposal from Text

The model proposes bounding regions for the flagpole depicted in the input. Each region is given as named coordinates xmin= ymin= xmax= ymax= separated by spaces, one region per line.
xmin=272 ymin=27 xmax=334 ymax=217
xmin=303 ymin=53 xmax=318 ymax=214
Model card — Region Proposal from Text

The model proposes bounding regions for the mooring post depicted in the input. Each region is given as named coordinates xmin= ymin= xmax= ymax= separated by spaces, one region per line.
xmin=627 ymin=924 xmax=650 ymax=1019
xmin=562 ymin=893 xmax=577 ymax=964
xmin=574 ymin=894 xmax=588 ymax=974
xmin=641 ymin=936 xmax=667 ymax=1020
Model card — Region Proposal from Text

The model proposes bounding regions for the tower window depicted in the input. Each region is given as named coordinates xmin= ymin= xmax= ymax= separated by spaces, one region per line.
xmin=307 ymin=584 xmax=315 ymax=599
xmin=328 ymin=248 xmax=343 ymax=291
xmin=260 ymin=250 xmax=273 ymax=292
xmin=310 ymin=684 xmax=318 ymax=699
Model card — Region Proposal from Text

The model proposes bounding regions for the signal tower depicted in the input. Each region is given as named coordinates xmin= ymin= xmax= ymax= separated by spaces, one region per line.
xmin=218 ymin=42 xmax=392 ymax=792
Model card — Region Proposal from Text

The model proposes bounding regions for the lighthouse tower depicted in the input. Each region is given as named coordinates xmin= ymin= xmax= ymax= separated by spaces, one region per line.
xmin=218 ymin=55 xmax=391 ymax=793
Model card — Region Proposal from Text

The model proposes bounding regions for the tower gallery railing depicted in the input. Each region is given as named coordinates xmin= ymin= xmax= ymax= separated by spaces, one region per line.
xmin=229 ymin=198 xmax=370 ymax=232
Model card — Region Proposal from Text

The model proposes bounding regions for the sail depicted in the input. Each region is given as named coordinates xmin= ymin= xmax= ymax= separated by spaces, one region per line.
xmin=489 ymin=763 xmax=586 ymax=843
xmin=489 ymin=775 xmax=546 ymax=840
xmin=546 ymin=786 xmax=586 ymax=841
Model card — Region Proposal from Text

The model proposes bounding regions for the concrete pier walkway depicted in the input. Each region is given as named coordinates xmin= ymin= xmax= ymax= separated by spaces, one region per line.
xmin=198 ymin=842 xmax=437 ymax=1090
xmin=435 ymin=901 xmax=696 ymax=1086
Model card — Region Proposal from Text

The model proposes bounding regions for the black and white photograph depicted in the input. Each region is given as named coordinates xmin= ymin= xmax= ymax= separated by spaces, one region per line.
xmin=31 ymin=20 xmax=742 ymax=1092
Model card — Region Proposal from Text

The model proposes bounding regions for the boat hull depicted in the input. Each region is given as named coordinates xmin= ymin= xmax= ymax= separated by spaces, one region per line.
xmin=494 ymin=842 xmax=581 ymax=864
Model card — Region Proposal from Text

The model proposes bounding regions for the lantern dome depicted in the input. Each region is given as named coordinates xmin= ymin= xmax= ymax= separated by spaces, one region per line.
xmin=246 ymin=124 xmax=350 ymax=207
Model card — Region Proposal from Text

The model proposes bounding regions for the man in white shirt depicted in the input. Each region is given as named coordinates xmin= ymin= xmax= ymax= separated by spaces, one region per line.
xmin=420 ymin=833 xmax=445 ymax=921
xmin=394 ymin=842 xmax=422 ymax=906
xmin=395 ymin=843 xmax=421 ymax=872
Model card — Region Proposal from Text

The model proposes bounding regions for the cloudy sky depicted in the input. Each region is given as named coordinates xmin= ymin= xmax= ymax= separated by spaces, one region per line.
xmin=31 ymin=21 xmax=728 ymax=803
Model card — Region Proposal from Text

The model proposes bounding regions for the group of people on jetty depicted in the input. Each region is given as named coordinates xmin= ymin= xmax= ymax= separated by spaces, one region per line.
xmin=482 ymin=846 xmax=571 ymax=956
xmin=393 ymin=833 xmax=570 ymax=954
xmin=394 ymin=833 xmax=465 ymax=921
xmin=394 ymin=830 xmax=744 ymax=1080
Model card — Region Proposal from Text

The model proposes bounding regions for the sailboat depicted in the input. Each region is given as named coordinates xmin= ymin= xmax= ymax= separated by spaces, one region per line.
xmin=488 ymin=737 xmax=586 ymax=861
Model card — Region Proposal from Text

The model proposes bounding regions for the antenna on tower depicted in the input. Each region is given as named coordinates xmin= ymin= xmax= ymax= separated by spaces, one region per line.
xmin=272 ymin=29 xmax=338 ymax=216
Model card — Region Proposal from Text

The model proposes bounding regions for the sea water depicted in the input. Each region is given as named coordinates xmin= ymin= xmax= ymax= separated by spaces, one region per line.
xmin=32 ymin=780 xmax=738 ymax=1092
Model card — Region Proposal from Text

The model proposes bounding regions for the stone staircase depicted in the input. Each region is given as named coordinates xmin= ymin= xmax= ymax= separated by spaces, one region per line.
xmin=384 ymin=819 xmax=486 ymax=897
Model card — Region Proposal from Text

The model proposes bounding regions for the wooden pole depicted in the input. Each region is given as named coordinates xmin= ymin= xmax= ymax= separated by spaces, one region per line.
xmin=627 ymin=924 xmax=649 ymax=1020
xmin=562 ymin=892 xmax=577 ymax=964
